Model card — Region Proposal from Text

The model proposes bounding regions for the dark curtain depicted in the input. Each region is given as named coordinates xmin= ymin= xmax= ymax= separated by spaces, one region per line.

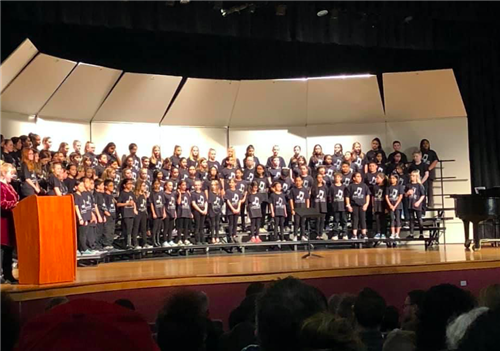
xmin=1 ymin=2 xmax=499 ymax=188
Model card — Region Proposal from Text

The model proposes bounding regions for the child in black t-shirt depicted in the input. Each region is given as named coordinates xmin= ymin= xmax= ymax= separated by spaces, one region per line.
xmin=221 ymin=157 xmax=237 ymax=190
xmin=255 ymin=164 xmax=270 ymax=231
xmin=74 ymin=179 xmax=92 ymax=254
xmin=147 ymin=180 xmax=167 ymax=247
xmin=289 ymin=176 xmax=310 ymax=241
xmin=235 ymin=168 xmax=248 ymax=231
xmin=346 ymin=172 xmax=371 ymax=240
xmin=163 ymin=180 xmax=177 ymax=246
xmin=408 ymin=151 xmax=430 ymax=210
xmin=133 ymin=179 xmax=150 ymax=248
xmin=298 ymin=165 xmax=314 ymax=192
xmin=94 ymin=179 xmax=108 ymax=249
xmin=186 ymin=165 xmax=198 ymax=192
xmin=372 ymin=173 xmax=387 ymax=240
xmin=65 ymin=164 xmax=78 ymax=194
xmin=269 ymin=182 xmax=287 ymax=241
xmin=117 ymin=178 xmax=137 ymax=249
xmin=85 ymin=178 xmax=101 ymax=252
xmin=405 ymin=171 xmax=426 ymax=239
xmin=191 ymin=180 xmax=208 ymax=245
xmin=340 ymin=161 xmax=353 ymax=187
xmin=178 ymin=157 xmax=189 ymax=181
xmin=176 ymin=180 xmax=193 ymax=246
xmin=47 ymin=162 xmax=64 ymax=196
xmin=101 ymin=180 xmax=116 ymax=249
xmin=311 ymin=174 xmax=328 ymax=240
xmin=385 ymin=173 xmax=405 ymax=240
xmin=224 ymin=178 xmax=242 ymax=243
xmin=247 ymin=182 xmax=263 ymax=243
xmin=207 ymin=180 xmax=223 ymax=244
xmin=329 ymin=173 xmax=346 ymax=240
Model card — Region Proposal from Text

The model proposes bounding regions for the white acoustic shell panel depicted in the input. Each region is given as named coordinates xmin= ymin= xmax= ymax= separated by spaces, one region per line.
xmin=0 ymin=38 xmax=39 ymax=93
xmin=163 ymin=79 xmax=239 ymax=127
xmin=1 ymin=54 xmax=76 ymax=115
xmin=39 ymin=63 xmax=122 ymax=122
xmin=383 ymin=69 xmax=467 ymax=121
xmin=92 ymin=73 xmax=182 ymax=123
xmin=229 ymin=80 xmax=307 ymax=127
xmin=307 ymin=76 xmax=385 ymax=124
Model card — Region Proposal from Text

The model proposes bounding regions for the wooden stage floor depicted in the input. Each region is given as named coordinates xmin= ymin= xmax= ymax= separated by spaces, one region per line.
xmin=3 ymin=244 xmax=500 ymax=301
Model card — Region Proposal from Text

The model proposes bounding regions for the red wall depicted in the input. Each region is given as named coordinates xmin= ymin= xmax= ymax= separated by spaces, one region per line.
xmin=16 ymin=267 xmax=500 ymax=329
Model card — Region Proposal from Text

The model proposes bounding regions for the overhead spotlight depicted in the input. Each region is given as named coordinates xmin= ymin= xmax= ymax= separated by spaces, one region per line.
xmin=404 ymin=15 xmax=413 ymax=24
xmin=213 ymin=1 xmax=222 ymax=11
xmin=275 ymin=4 xmax=287 ymax=16
xmin=248 ymin=3 xmax=256 ymax=14
xmin=221 ymin=3 xmax=250 ymax=17
xmin=317 ymin=9 xmax=329 ymax=17
xmin=165 ymin=1 xmax=175 ymax=6
xmin=179 ymin=0 xmax=190 ymax=4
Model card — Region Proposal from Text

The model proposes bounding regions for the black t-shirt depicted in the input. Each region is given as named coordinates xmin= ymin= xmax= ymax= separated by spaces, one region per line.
xmin=94 ymin=192 xmax=107 ymax=216
xmin=187 ymin=158 xmax=199 ymax=169
xmin=164 ymin=191 xmax=177 ymax=218
xmin=134 ymin=193 xmax=147 ymax=214
xmin=186 ymin=177 xmax=197 ymax=192
xmin=104 ymin=193 xmax=117 ymax=218
xmin=243 ymin=168 xmax=256 ymax=182
xmin=255 ymin=177 xmax=270 ymax=202
xmin=352 ymin=157 xmax=366 ymax=175
xmin=405 ymin=183 xmax=426 ymax=210
xmin=408 ymin=162 xmax=429 ymax=181
xmin=95 ymin=165 xmax=106 ymax=179
xmin=191 ymin=191 xmax=207 ymax=212
xmin=207 ymin=160 xmax=221 ymax=170
xmin=372 ymin=184 xmax=386 ymax=213
xmin=388 ymin=151 xmax=408 ymax=165
xmin=177 ymin=192 xmax=192 ymax=218
xmin=328 ymin=184 xmax=346 ymax=212
xmin=365 ymin=149 xmax=387 ymax=164
xmin=332 ymin=154 xmax=344 ymax=171
xmin=324 ymin=166 xmax=336 ymax=182
xmin=74 ymin=193 xmax=92 ymax=222
xmin=64 ymin=178 xmax=77 ymax=194
xmin=290 ymin=187 xmax=310 ymax=209
xmin=21 ymin=163 xmax=38 ymax=184
xmin=421 ymin=149 xmax=439 ymax=180
xmin=221 ymin=157 xmax=242 ymax=170
xmin=161 ymin=168 xmax=170 ymax=180
xmin=47 ymin=174 xmax=62 ymax=196
xmin=118 ymin=190 xmax=136 ymax=218
xmin=224 ymin=189 xmax=242 ymax=211
xmin=208 ymin=192 xmax=223 ymax=217
xmin=179 ymin=169 xmax=189 ymax=181
xmin=364 ymin=172 xmax=378 ymax=191
xmin=300 ymin=175 xmax=314 ymax=191
xmin=347 ymin=183 xmax=370 ymax=207
xmin=277 ymin=178 xmax=293 ymax=198
xmin=221 ymin=168 xmax=236 ymax=188
xmin=268 ymin=167 xmax=282 ymax=180
xmin=246 ymin=193 xmax=262 ymax=218
xmin=308 ymin=156 xmax=324 ymax=171
xmin=311 ymin=184 xmax=328 ymax=213
xmin=386 ymin=184 xmax=405 ymax=210
xmin=196 ymin=170 xmax=208 ymax=181
xmin=266 ymin=156 xmax=286 ymax=169
xmin=236 ymin=180 xmax=248 ymax=196
xmin=341 ymin=171 xmax=353 ymax=187
xmin=84 ymin=152 xmax=98 ymax=168
xmin=376 ymin=164 xmax=386 ymax=174
xmin=397 ymin=173 xmax=409 ymax=187
xmin=149 ymin=191 xmax=165 ymax=217
xmin=170 ymin=156 xmax=181 ymax=168
xmin=269 ymin=192 xmax=287 ymax=217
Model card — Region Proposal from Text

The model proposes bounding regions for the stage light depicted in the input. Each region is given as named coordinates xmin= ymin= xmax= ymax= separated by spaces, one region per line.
xmin=317 ymin=9 xmax=329 ymax=17
xmin=28 ymin=115 xmax=36 ymax=120
xmin=220 ymin=3 xmax=251 ymax=17
xmin=179 ymin=0 xmax=190 ymax=4
xmin=276 ymin=4 xmax=287 ymax=16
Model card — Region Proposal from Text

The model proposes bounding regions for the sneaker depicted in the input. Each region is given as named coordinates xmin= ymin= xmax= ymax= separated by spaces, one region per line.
xmin=168 ymin=241 xmax=176 ymax=246
xmin=83 ymin=249 xmax=94 ymax=255
xmin=276 ymin=239 xmax=281 ymax=242
xmin=144 ymin=244 xmax=153 ymax=249
xmin=76 ymin=251 xmax=82 ymax=256
xmin=395 ymin=234 xmax=400 ymax=239
xmin=255 ymin=237 xmax=262 ymax=243
xmin=390 ymin=234 xmax=396 ymax=239
xmin=259 ymin=228 xmax=267 ymax=233
xmin=185 ymin=240 xmax=192 ymax=246
xmin=321 ymin=233 xmax=329 ymax=240
xmin=134 ymin=245 xmax=142 ymax=250
xmin=380 ymin=234 xmax=386 ymax=240
xmin=407 ymin=234 xmax=414 ymax=239
xmin=332 ymin=235 xmax=339 ymax=241
xmin=196 ymin=241 xmax=203 ymax=245
xmin=351 ymin=236 xmax=358 ymax=240
xmin=374 ymin=233 xmax=381 ymax=240
xmin=360 ymin=234 xmax=367 ymax=240
xmin=293 ymin=235 xmax=298 ymax=242
xmin=250 ymin=237 xmax=257 ymax=243
xmin=162 ymin=241 xmax=170 ymax=247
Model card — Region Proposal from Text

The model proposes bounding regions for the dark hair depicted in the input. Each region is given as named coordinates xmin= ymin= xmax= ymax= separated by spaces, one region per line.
xmin=1 ymin=293 xmax=20 ymax=351
xmin=380 ymin=306 xmax=400 ymax=332
xmin=419 ymin=138 xmax=430 ymax=150
xmin=281 ymin=168 xmax=290 ymax=178
xmin=98 ymin=153 xmax=107 ymax=161
xmin=457 ymin=309 xmax=500 ymax=351
xmin=121 ymin=178 xmax=133 ymax=190
xmin=115 ymin=298 xmax=135 ymax=311
xmin=128 ymin=143 xmax=137 ymax=150
xmin=341 ymin=160 xmax=350 ymax=167
xmin=102 ymin=142 xmax=116 ymax=155
xmin=246 ymin=282 xmax=265 ymax=296
xmin=393 ymin=140 xmax=401 ymax=145
xmin=417 ymin=284 xmax=475 ymax=351
xmin=94 ymin=179 xmax=103 ymax=188
xmin=353 ymin=288 xmax=387 ymax=329
xmin=39 ymin=150 xmax=52 ymax=160
xmin=156 ymin=290 xmax=207 ymax=351
xmin=104 ymin=179 xmax=114 ymax=187
xmin=407 ymin=290 xmax=425 ymax=310
xmin=245 ymin=144 xmax=255 ymax=158
xmin=11 ymin=137 xmax=20 ymax=145
xmin=372 ymin=137 xmax=382 ymax=149
xmin=256 ymin=277 xmax=327 ymax=351
xmin=141 ymin=156 xmax=149 ymax=162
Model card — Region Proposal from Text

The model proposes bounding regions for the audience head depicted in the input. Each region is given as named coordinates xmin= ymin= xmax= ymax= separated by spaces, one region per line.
xmin=1 ymin=293 xmax=20 ymax=351
xmin=256 ymin=277 xmax=327 ymax=351
xmin=381 ymin=305 xmax=400 ymax=333
xmin=478 ymin=283 xmax=500 ymax=311
xmin=45 ymin=296 xmax=69 ymax=311
xmin=402 ymin=289 xmax=425 ymax=331
xmin=353 ymin=288 xmax=386 ymax=330
xmin=20 ymin=135 xmax=32 ymax=148
xmin=446 ymin=307 xmax=489 ymax=350
xmin=30 ymin=133 xmax=41 ymax=148
xmin=246 ymin=282 xmax=265 ymax=296
xmin=156 ymin=289 xmax=208 ymax=351
xmin=417 ymin=284 xmax=475 ymax=351
xmin=114 ymin=298 xmax=136 ymax=311
xmin=300 ymin=312 xmax=364 ymax=351
xmin=383 ymin=330 xmax=416 ymax=351
xmin=456 ymin=309 xmax=500 ymax=351
xmin=11 ymin=136 xmax=21 ymax=150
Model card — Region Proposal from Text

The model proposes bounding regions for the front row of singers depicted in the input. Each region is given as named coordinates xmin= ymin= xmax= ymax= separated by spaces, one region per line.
xmin=73 ymin=164 xmax=426 ymax=254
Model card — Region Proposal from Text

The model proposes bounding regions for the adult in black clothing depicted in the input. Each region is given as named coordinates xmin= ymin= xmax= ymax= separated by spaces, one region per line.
xmin=1 ymin=139 xmax=16 ymax=166
xmin=457 ymin=309 xmax=500 ymax=351
xmin=387 ymin=141 xmax=408 ymax=164
xmin=420 ymin=139 xmax=439 ymax=207
xmin=265 ymin=145 xmax=286 ymax=169
xmin=365 ymin=138 xmax=387 ymax=164
xmin=353 ymin=288 xmax=386 ymax=351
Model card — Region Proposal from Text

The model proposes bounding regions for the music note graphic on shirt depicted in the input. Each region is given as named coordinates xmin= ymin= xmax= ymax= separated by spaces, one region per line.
xmin=214 ymin=197 xmax=221 ymax=208
xmin=182 ymin=196 xmax=189 ymax=208
xmin=259 ymin=182 xmax=265 ymax=191
xmin=303 ymin=180 xmax=309 ymax=188
xmin=296 ymin=191 xmax=305 ymax=202
xmin=376 ymin=189 xmax=383 ymax=200
xmin=422 ymin=154 xmax=429 ymax=164
xmin=327 ymin=169 xmax=334 ymax=177
xmin=252 ymin=196 xmax=260 ymax=208
xmin=370 ymin=177 xmax=376 ymax=185
xmin=275 ymin=171 xmax=281 ymax=179
xmin=390 ymin=189 xmax=398 ymax=201
xmin=412 ymin=187 xmax=418 ymax=199
xmin=141 ymin=199 xmax=147 ymax=211
xmin=169 ymin=197 xmax=176 ymax=209
xmin=198 ymin=196 xmax=205 ymax=206
xmin=239 ymin=184 xmax=245 ymax=193
xmin=232 ymin=194 xmax=240 ymax=204
xmin=277 ymin=197 xmax=284 ymax=208
xmin=247 ymin=173 xmax=254 ymax=182
xmin=318 ymin=190 xmax=325 ymax=200
xmin=335 ymin=189 xmax=343 ymax=201
xmin=354 ymin=187 xmax=363 ymax=198
xmin=156 ymin=196 xmax=162 ymax=205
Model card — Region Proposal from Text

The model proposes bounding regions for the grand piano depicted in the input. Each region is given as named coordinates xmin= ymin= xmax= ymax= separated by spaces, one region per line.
xmin=451 ymin=187 xmax=500 ymax=250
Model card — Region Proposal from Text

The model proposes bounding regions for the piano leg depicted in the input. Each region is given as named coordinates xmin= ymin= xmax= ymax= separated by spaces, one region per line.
xmin=472 ymin=221 xmax=481 ymax=251
xmin=463 ymin=220 xmax=472 ymax=250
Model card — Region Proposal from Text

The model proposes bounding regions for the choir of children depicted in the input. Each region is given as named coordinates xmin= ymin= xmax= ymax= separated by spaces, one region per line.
xmin=1 ymin=133 xmax=439 ymax=255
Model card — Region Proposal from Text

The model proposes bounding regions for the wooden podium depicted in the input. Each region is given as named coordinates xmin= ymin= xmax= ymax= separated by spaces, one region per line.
xmin=12 ymin=195 xmax=76 ymax=285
